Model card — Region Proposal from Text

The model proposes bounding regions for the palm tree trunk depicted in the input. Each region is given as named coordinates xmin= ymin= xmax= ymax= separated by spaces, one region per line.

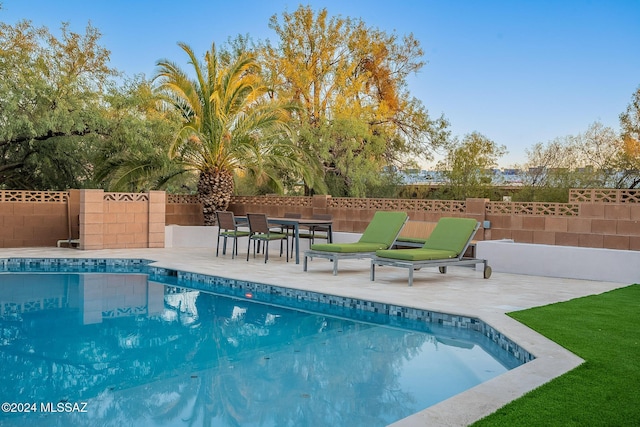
xmin=197 ymin=169 xmax=234 ymax=226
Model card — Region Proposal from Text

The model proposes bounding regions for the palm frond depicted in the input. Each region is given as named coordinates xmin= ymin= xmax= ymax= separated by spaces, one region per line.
xmin=154 ymin=41 xmax=323 ymax=205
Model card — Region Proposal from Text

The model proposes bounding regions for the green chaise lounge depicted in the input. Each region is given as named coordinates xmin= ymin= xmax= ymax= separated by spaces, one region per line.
xmin=303 ymin=211 xmax=408 ymax=275
xmin=370 ymin=217 xmax=491 ymax=286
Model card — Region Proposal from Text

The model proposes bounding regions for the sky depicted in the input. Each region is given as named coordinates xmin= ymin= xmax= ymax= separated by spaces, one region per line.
xmin=2 ymin=0 xmax=640 ymax=168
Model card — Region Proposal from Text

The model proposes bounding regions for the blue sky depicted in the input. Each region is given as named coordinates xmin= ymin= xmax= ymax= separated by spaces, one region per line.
xmin=2 ymin=0 xmax=640 ymax=167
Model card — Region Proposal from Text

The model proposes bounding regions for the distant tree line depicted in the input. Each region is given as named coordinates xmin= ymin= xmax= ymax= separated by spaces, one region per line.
xmin=429 ymin=112 xmax=640 ymax=203
xmin=1 ymin=5 xmax=638 ymax=212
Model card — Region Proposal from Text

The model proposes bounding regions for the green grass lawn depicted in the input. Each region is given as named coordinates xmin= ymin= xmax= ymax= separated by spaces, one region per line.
xmin=472 ymin=284 xmax=640 ymax=427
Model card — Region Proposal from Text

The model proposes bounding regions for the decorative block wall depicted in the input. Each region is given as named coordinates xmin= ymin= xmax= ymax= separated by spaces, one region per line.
xmin=165 ymin=194 xmax=204 ymax=226
xmin=80 ymin=190 xmax=165 ymax=250
xmin=0 ymin=190 xmax=165 ymax=249
xmin=1 ymin=188 xmax=638 ymax=251
xmin=225 ymin=191 xmax=639 ymax=251
xmin=0 ymin=191 xmax=70 ymax=247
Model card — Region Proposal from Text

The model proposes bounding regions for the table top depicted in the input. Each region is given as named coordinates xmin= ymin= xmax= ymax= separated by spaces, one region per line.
xmin=268 ymin=217 xmax=333 ymax=225
xmin=236 ymin=216 xmax=332 ymax=226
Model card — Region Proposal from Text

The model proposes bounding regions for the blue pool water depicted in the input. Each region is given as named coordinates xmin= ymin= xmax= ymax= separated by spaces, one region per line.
xmin=0 ymin=265 xmax=526 ymax=426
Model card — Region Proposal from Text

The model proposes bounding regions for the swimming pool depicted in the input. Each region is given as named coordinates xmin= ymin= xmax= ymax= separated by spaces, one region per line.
xmin=0 ymin=258 xmax=532 ymax=426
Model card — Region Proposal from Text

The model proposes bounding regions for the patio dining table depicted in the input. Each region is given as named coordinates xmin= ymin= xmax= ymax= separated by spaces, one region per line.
xmin=235 ymin=216 xmax=333 ymax=264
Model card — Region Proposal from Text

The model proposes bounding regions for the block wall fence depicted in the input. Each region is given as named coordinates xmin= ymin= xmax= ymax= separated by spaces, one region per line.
xmin=168 ymin=189 xmax=640 ymax=251
xmin=0 ymin=189 xmax=165 ymax=249
xmin=1 ymin=189 xmax=638 ymax=250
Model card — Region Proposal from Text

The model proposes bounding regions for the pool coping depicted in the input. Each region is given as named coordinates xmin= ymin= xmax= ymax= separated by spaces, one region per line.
xmin=1 ymin=249 xmax=614 ymax=426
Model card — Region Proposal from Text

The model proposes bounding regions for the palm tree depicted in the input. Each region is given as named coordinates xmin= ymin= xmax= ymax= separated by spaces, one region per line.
xmin=155 ymin=42 xmax=321 ymax=225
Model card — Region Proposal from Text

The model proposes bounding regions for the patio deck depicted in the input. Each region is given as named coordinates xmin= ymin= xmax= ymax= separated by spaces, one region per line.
xmin=0 ymin=246 xmax=629 ymax=426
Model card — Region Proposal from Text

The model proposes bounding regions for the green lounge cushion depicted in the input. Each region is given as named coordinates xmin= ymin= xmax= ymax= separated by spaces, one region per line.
xmin=375 ymin=248 xmax=457 ymax=261
xmin=359 ymin=211 xmax=409 ymax=245
xmin=375 ymin=217 xmax=478 ymax=261
xmin=421 ymin=217 xmax=478 ymax=254
xmin=310 ymin=242 xmax=389 ymax=253
xmin=309 ymin=211 xmax=408 ymax=254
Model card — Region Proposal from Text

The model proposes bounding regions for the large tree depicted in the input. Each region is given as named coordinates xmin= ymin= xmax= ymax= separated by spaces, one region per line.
xmin=0 ymin=20 xmax=116 ymax=189
xmin=619 ymin=86 xmax=640 ymax=188
xmin=436 ymin=132 xmax=507 ymax=200
xmin=0 ymin=19 xmax=173 ymax=192
xmin=154 ymin=42 xmax=321 ymax=225
xmin=263 ymin=6 xmax=449 ymax=196
xmin=517 ymin=120 xmax=636 ymax=202
xmin=92 ymin=76 xmax=187 ymax=192
xmin=517 ymin=139 xmax=585 ymax=202
xmin=515 ymin=120 xmax=639 ymax=201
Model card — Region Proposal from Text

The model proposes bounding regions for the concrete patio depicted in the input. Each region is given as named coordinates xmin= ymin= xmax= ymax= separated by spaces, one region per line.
xmin=0 ymin=246 xmax=631 ymax=426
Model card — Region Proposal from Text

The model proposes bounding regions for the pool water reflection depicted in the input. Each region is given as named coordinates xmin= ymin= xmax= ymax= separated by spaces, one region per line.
xmin=0 ymin=273 xmax=521 ymax=426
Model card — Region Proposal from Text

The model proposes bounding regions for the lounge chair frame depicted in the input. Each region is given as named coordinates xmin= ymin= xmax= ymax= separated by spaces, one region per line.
xmin=304 ymin=251 xmax=379 ymax=276
xmin=370 ymin=220 xmax=492 ymax=286
xmin=303 ymin=211 xmax=408 ymax=275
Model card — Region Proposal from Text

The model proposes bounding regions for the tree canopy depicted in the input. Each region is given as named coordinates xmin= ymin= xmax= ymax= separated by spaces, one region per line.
xmin=92 ymin=76 xmax=185 ymax=192
xmin=263 ymin=5 xmax=449 ymax=196
xmin=0 ymin=20 xmax=114 ymax=189
xmin=514 ymin=120 xmax=639 ymax=202
xmin=0 ymin=19 xmax=176 ymax=191
xmin=436 ymin=132 xmax=507 ymax=199
xmin=154 ymin=42 xmax=322 ymax=223
xmin=619 ymin=86 xmax=640 ymax=188
xmin=2 ymin=8 xmax=639 ymax=200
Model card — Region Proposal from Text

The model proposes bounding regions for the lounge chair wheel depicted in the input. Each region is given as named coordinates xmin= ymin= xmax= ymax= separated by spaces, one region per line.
xmin=483 ymin=266 xmax=492 ymax=279
xmin=438 ymin=266 xmax=447 ymax=274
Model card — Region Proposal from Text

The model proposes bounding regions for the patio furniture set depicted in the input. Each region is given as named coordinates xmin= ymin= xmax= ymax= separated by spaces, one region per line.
xmin=215 ymin=210 xmax=491 ymax=286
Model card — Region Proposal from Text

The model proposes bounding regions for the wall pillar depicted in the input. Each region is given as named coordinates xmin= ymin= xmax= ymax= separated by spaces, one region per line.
xmin=312 ymin=194 xmax=330 ymax=215
xmin=148 ymin=191 xmax=166 ymax=248
xmin=465 ymin=198 xmax=489 ymax=240
xmin=67 ymin=189 xmax=81 ymax=240
xmin=79 ymin=189 xmax=104 ymax=250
